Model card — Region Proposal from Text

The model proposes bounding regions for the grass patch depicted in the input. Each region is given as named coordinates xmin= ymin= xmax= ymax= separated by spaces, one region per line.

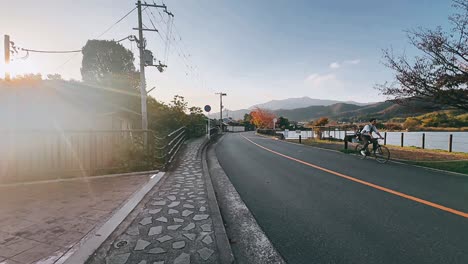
xmin=407 ymin=160 xmax=468 ymax=175
xmin=340 ymin=149 xmax=358 ymax=154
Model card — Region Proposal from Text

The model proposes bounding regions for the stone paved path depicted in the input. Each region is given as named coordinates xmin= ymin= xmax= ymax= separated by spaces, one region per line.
xmin=93 ymin=138 xmax=220 ymax=264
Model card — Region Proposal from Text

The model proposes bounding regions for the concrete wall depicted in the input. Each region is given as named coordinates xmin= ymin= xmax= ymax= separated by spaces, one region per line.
xmin=227 ymin=126 xmax=245 ymax=132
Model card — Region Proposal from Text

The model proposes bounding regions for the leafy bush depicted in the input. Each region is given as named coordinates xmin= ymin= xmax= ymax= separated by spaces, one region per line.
xmin=384 ymin=123 xmax=403 ymax=131
xmin=111 ymin=140 xmax=159 ymax=172
xmin=403 ymin=117 xmax=421 ymax=130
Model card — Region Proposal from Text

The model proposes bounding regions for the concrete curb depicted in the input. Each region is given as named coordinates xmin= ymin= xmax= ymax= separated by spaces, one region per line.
xmin=200 ymin=136 xmax=235 ymax=264
xmin=49 ymin=172 xmax=165 ymax=264
xmin=207 ymin=134 xmax=286 ymax=264
xmin=0 ymin=169 xmax=160 ymax=188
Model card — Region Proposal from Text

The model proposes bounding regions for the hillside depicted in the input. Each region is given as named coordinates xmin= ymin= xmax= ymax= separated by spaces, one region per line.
xmin=273 ymin=103 xmax=362 ymax=121
xmin=273 ymin=101 xmax=442 ymax=122
xmin=209 ymin=98 xmax=443 ymax=122
xmin=209 ymin=109 xmax=250 ymax=120
xmin=210 ymin=96 xmax=372 ymax=119
xmin=251 ymin=96 xmax=369 ymax=110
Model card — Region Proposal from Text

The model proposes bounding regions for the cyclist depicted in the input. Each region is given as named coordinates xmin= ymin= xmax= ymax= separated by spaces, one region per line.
xmin=360 ymin=118 xmax=384 ymax=156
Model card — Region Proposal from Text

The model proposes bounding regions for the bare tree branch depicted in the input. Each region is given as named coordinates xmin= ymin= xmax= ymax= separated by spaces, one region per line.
xmin=377 ymin=0 xmax=468 ymax=111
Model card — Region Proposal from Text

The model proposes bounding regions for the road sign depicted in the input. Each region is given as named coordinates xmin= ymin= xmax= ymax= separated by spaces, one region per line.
xmin=204 ymin=105 xmax=211 ymax=112
xmin=273 ymin=118 xmax=277 ymax=123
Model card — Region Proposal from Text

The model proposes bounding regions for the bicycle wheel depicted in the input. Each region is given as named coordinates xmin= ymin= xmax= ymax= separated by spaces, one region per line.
xmin=374 ymin=145 xmax=390 ymax=163
xmin=355 ymin=144 xmax=366 ymax=159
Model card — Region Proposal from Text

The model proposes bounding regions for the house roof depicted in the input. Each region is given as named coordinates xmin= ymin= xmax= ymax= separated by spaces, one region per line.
xmin=0 ymin=80 xmax=140 ymax=131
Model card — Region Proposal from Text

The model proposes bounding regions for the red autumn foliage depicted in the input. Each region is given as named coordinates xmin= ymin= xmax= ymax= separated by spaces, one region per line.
xmin=250 ymin=107 xmax=276 ymax=129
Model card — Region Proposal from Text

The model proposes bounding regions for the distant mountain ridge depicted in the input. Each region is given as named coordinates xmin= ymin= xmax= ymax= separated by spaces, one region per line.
xmin=272 ymin=101 xmax=437 ymax=122
xmin=250 ymin=96 xmax=370 ymax=110
xmin=210 ymin=97 xmax=372 ymax=120
xmin=209 ymin=96 xmax=436 ymax=122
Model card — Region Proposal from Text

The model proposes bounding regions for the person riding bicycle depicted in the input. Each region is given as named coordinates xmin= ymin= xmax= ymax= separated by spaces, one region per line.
xmin=360 ymin=118 xmax=384 ymax=156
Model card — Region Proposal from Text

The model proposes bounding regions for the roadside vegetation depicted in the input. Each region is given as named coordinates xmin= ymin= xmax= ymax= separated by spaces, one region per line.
xmin=405 ymin=160 xmax=468 ymax=175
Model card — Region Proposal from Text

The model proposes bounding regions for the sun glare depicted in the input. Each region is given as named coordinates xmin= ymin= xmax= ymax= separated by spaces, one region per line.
xmin=1 ymin=59 xmax=39 ymax=79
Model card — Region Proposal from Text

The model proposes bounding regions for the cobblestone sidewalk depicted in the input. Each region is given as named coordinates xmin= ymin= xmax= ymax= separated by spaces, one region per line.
xmin=92 ymin=138 xmax=223 ymax=264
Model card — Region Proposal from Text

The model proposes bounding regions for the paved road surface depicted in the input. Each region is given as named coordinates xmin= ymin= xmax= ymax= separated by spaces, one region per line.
xmin=215 ymin=132 xmax=468 ymax=264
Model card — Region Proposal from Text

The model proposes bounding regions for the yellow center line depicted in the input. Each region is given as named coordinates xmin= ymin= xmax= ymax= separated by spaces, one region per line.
xmin=241 ymin=135 xmax=468 ymax=219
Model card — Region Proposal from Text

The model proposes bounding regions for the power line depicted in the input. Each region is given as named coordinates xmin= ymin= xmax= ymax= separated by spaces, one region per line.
xmin=144 ymin=10 xmax=175 ymax=66
xmin=145 ymin=8 xmax=170 ymax=46
xmin=147 ymin=1 xmax=212 ymax=92
xmin=164 ymin=14 xmax=173 ymax=63
xmin=53 ymin=54 xmax=79 ymax=71
xmin=95 ymin=7 xmax=138 ymax=39
xmin=54 ymin=7 xmax=138 ymax=72
xmin=145 ymin=9 xmax=165 ymax=41
xmin=21 ymin=48 xmax=82 ymax=54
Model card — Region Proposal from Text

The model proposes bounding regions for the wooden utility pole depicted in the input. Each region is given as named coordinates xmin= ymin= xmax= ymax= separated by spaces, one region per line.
xmin=4 ymin=35 xmax=10 ymax=80
xmin=136 ymin=1 xmax=148 ymax=146
xmin=135 ymin=1 xmax=173 ymax=146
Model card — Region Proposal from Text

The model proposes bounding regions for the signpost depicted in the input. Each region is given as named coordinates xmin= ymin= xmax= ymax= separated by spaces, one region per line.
xmin=204 ymin=105 xmax=211 ymax=139
xmin=273 ymin=118 xmax=277 ymax=130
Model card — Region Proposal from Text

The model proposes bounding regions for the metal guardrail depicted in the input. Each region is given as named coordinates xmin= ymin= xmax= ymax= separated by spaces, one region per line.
xmin=154 ymin=126 xmax=187 ymax=170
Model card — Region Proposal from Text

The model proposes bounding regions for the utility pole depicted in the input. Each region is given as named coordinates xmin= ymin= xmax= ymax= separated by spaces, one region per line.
xmin=134 ymin=1 xmax=173 ymax=146
xmin=4 ymin=35 xmax=10 ymax=81
xmin=216 ymin=92 xmax=227 ymax=124
xmin=136 ymin=1 xmax=148 ymax=146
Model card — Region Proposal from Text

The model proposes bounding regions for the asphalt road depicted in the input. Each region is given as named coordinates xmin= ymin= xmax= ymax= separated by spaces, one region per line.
xmin=215 ymin=132 xmax=468 ymax=264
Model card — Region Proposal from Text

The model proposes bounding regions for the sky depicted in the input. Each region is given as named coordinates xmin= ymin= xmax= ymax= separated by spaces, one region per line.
xmin=0 ymin=0 xmax=457 ymax=111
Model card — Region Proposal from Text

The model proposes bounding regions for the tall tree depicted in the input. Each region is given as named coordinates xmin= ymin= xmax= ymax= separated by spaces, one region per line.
xmin=241 ymin=113 xmax=255 ymax=131
xmin=243 ymin=113 xmax=252 ymax=124
xmin=81 ymin=39 xmax=140 ymax=118
xmin=81 ymin=40 xmax=136 ymax=83
xmin=277 ymin=116 xmax=291 ymax=130
xmin=250 ymin=108 xmax=276 ymax=129
xmin=313 ymin=117 xmax=329 ymax=126
xmin=378 ymin=0 xmax=468 ymax=111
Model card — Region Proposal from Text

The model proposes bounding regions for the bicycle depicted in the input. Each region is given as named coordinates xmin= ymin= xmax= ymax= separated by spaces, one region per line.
xmin=355 ymin=138 xmax=390 ymax=163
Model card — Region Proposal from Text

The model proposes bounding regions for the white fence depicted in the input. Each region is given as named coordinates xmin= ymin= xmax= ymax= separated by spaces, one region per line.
xmin=281 ymin=130 xmax=314 ymax=139
xmin=227 ymin=126 xmax=245 ymax=132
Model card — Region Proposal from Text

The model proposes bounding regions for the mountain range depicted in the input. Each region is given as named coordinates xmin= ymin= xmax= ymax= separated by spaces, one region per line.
xmin=210 ymin=96 xmax=436 ymax=122
xmin=250 ymin=96 xmax=370 ymax=110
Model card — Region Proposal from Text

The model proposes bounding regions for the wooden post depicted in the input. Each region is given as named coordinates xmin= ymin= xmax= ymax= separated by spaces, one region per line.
xmin=344 ymin=137 xmax=348 ymax=150
xmin=299 ymin=135 xmax=302 ymax=144
xmin=384 ymin=132 xmax=387 ymax=145
xmin=4 ymin=35 xmax=11 ymax=81
xmin=422 ymin=133 xmax=425 ymax=149
xmin=449 ymin=134 xmax=453 ymax=152
xmin=401 ymin=132 xmax=404 ymax=147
